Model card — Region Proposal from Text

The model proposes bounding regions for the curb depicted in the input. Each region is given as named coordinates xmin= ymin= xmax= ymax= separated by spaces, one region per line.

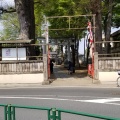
xmin=0 ymin=83 xmax=118 ymax=89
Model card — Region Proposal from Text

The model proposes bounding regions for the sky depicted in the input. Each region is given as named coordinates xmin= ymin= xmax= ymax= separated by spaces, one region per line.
xmin=0 ymin=0 xmax=14 ymax=31
xmin=0 ymin=0 xmax=15 ymax=7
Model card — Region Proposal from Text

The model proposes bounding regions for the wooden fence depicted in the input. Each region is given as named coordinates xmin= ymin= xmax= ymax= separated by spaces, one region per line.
xmin=0 ymin=60 xmax=43 ymax=74
xmin=98 ymin=57 xmax=120 ymax=71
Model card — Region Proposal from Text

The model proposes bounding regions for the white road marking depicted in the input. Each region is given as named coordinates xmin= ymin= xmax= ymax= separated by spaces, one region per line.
xmin=0 ymin=95 xmax=109 ymax=98
xmin=84 ymin=98 xmax=120 ymax=103
xmin=0 ymin=96 xmax=88 ymax=102
xmin=0 ymin=96 xmax=70 ymax=100
xmin=0 ymin=96 xmax=120 ymax=105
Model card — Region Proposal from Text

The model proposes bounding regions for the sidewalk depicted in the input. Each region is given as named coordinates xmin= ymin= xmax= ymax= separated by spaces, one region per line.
xmin=0 ymin=65 xmax=118 ymax=88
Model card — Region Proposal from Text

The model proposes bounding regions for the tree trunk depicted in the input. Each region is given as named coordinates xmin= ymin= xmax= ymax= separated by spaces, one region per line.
xmin=91 ymin=0 xmax=102 ymax=54
xmin=14 ymin=0 xmax=36 ymax=57
xmin=71 ymin=39 xmax=75 ymax=73
xmin=14 ymin=0 xmax=35 ymax=42
xmin=60 ymin=45 xmax=64 ymax=62
xmin=104 ymin=0 xmax=114 ymax=54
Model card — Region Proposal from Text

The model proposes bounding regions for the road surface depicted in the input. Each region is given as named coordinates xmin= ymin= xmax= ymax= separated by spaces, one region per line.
xmin=0 ymin=87 xmax=120 ymax=120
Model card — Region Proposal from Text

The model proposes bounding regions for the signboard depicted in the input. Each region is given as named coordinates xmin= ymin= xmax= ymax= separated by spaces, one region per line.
xmin=2 ymin=48 xmax=26 ymax=60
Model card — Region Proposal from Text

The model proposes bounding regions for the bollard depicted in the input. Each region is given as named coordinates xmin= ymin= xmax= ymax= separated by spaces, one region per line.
xmin=4 ymin=106 xmax=7 ymax=120
xmin=8 ymin=105 xmax=12 ymax=120
xmin=57 ymin=111 xmax=61 ymax=120
xmin=52 ymin=108 xmax=56 ymax=120
xmin=12 ymin=107 xmax=16 ymax=120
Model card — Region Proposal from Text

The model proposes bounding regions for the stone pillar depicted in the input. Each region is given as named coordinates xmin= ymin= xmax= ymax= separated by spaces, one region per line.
xmin=94 ymin=52 xmax=99 ymax=80
xmin=42 ymin=54 xmax=49 ymax=85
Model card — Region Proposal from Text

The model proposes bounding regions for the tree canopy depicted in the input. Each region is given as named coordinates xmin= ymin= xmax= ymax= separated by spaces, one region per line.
xmin=0 ymin=0 xmax=119 ymax=45
xmin=0 ymin=12 xmax=19 ymax=40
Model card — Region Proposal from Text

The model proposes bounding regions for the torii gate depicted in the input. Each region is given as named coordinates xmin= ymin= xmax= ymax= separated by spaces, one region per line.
xmin=42 ymin=14 xmax=96 ymax=82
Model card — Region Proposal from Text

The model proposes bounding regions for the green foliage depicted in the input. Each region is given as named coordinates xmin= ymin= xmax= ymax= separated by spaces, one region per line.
xmin=0 ymin=13 xmax=20 ymax=40
xmin=36 ymin=0 xmax=90 ymax=39
xmin=112 ymin=2 xmax=120 ymax=28
xmin=102 ymin=0 xmax=120 ymax=29
xmin=1 ymin=0 xmax=119 ymax=42
xmin=34 ymin=0 xmax=47 ymax=38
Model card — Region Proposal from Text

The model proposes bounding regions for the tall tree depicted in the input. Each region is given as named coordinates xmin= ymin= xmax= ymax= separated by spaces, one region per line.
xmin=89 ymin=0 xmax=102 ymax=53
xmin=14 ymin=0 xmax=35 ymax=43
xmin=103 ymin=0 xmax=114 ymax=53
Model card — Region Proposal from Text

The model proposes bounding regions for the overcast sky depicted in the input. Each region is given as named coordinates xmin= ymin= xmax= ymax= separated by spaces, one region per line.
xmin=1 ymin=0 xmax=15 ymax=8
xmin=0 ymin=0 xmax=14 ymax=31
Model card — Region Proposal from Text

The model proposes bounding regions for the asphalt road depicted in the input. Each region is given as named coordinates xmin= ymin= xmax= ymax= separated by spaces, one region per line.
xmin=0 ymin=87 xmax=120 ymax=120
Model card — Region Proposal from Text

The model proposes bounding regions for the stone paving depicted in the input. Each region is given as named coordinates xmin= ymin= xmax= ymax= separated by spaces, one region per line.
xmin=49 ymin=65 xmax=117 ymax=88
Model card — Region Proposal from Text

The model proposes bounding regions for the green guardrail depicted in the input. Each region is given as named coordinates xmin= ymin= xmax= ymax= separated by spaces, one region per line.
xmin=0 ymin=104 xmax=120 ymax=120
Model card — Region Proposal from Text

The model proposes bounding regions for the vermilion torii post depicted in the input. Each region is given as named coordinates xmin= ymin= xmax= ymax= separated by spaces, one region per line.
xmin=87 ymin=22 xmax=94 ymax=58
xmin=87 ymin=21 xmax=94 ymax=78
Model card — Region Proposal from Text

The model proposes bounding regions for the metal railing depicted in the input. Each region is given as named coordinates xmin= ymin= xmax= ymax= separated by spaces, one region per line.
xmin=0 ymin=104 xmax=120 ymax=120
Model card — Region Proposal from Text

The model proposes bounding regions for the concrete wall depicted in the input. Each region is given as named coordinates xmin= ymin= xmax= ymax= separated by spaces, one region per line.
xmin=94 ymin=52 xmax=120 ymax=84
xmin=99 ymin=72 xmax=119 ymax=84
xmin=0 ymin=73 xmax=44 ymax=84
